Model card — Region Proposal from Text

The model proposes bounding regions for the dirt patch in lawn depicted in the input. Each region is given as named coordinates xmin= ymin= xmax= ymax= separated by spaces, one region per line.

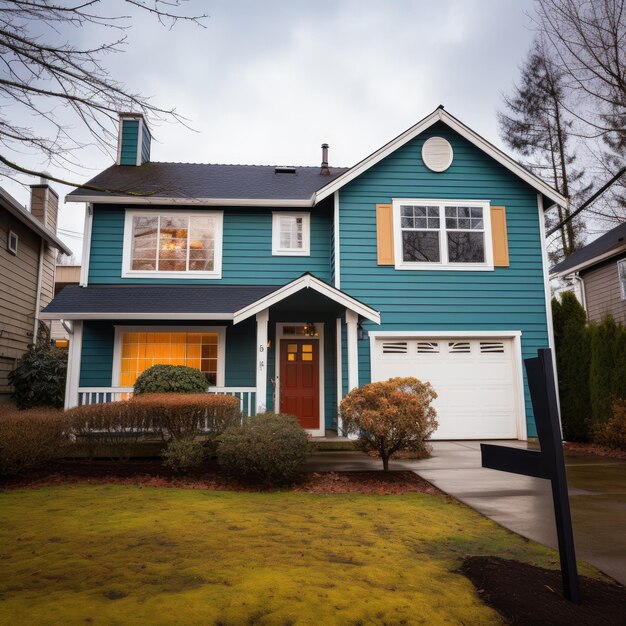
xmin=564 ymin=441 xmax=626 ymax=460
xmin=460 ymin=556 xmax=626 ymax=625
xmin=0 ymin=460 xmax=439 ymax=495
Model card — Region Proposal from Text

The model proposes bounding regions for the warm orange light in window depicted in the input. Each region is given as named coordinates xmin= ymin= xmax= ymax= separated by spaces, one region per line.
xmin=55 ymin=340 xmax=69 ymax=348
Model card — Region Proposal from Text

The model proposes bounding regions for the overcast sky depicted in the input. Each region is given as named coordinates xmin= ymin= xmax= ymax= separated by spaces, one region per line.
xmin=3 ymin=0 xmax=539 ymax=259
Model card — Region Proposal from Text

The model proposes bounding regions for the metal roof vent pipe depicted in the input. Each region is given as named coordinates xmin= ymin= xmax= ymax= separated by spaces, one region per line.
xmin=320 ymin=143 xmax=330 ymax=175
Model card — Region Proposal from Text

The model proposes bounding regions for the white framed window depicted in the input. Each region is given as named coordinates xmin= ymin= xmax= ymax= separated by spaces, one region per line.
xmin=7 ymin=230 xmax=18 ymax=255
xmin=112 ymin=325 xmax=226 ymax=387
xmin=272 ymin=212 xmax=310 ymax=256
xmin=393 ymin=199 xmax=493 ymax=271
xmin=122 ymin=210 xmax=223 ymax=279
xmin=618 ymin=259 xmax=626 ymax=300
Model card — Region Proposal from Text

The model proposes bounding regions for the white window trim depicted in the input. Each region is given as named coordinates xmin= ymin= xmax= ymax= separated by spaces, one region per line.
xmin=7 ymin=230 xmax=18 ymax=255
xmin=618 ymin=259 xmax=626 ymax=301
xmin=112 ymin=325 xmax=226 ymax=387
xmin=121 ymin=209 xmax=223 ymax=279
xmin=271 ymin=211 xmax=310 ymax=256
xmin=392 ymin=198 xmax=494 ymax=271
xmin=274 ymin=322 xmax=325 ymax=437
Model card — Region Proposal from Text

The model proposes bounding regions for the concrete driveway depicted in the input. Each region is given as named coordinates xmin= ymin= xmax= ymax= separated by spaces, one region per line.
xmin=306 ymin=442 xmax=626 ymax=584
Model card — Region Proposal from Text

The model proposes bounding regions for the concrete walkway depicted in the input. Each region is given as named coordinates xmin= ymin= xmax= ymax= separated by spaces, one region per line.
xmin=305 ymin=442 xmax=626 ymax=585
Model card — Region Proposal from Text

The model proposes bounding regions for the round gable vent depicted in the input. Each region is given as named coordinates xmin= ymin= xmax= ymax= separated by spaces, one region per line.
xmin=421 ymin=137 xmax=453 ymax=172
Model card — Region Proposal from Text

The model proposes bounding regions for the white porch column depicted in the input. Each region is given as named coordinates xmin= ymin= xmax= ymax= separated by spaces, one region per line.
xmin=255 ymin=308 xmax=269 ymax=413
xmin=64 ymin=320 xmax=83 ymax=409
xmin=346 ymin=309 xmax=359 ymax=392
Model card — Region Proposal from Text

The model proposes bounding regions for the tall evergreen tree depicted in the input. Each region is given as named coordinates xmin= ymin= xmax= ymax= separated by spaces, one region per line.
xmin=498 ymin=41 xmax=588 ymax=260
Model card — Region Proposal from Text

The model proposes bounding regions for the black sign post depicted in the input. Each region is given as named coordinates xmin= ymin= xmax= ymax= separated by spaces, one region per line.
xmin=481 ymin=348 xmax=581 ymax=604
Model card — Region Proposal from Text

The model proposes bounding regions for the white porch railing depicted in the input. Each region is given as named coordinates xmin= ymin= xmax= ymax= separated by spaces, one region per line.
xmin=76 ymin=386 xmax=257 ymax=416
xmin=209 ymin=387 xmax=257 ymax=416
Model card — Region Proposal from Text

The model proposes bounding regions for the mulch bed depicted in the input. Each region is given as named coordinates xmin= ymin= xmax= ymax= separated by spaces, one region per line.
xmin=459 ymin=556 xmax=626 ymax=625
xmin=0 ymin=460 xmax=440 ymax=495
xmin=564 ymin=441 xmax=626 ymax=460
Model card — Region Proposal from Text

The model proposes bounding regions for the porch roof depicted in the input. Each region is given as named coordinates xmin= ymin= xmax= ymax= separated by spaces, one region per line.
xmin=39 ymin=284 xmax=278 ymax=320
xmin=39 ymin=275 xmax=380 ymax=323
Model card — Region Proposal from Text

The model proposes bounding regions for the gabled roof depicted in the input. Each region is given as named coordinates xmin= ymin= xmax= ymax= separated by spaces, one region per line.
xmin=314 ymin=107 xmax=566 ymax=208
xmin=0 ymin=187 xmax=72 ymax=255
xmin=66 ymin=163 xmax=348 ymax=206
xmin=232 ymin=273 xmax=380 ymax=324
xmin=551 ymin=221 xmax=626 ymax=277
xmin=65 ymin=107 xmax=565 ymax=209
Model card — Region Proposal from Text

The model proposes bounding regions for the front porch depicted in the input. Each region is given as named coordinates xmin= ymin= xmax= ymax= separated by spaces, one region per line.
xmin=47 ymin=274 xmax=380 ymax=437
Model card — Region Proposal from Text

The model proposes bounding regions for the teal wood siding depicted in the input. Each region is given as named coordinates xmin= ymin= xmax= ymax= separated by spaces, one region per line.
xmin=339 ymin=122 xmax=549 ymax=437
xmin=88 ymin=206 xmax=332 ymax=285
xmin=120 ymin=120 xmax=139 ymax=166
xmin=141 ymin=127 xmax=151 ymax=164
xmin=80 ymin=322 xmax=115 ymax=387
xmin=80 ymin=320 xmax=257 ymax=389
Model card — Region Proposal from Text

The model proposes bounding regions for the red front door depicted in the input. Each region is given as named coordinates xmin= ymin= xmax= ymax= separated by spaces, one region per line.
xmin=280 ymin=339 xmax=320 ymax=430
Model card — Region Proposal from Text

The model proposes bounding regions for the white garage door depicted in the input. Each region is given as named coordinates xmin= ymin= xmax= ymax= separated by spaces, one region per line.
xmin=372 ymin=337 xmax=519 ymax=440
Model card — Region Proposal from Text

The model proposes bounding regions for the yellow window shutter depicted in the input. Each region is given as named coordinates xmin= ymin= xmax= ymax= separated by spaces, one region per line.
xmin=490 ymin=206 xmax=509 ymax=267
xmin=376 ymin=204 xmax=394 ymax=265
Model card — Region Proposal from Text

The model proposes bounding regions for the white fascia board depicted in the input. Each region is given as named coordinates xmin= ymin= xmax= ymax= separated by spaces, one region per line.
xmin=39 ymin=312 xmax=234 ymax=321
xmin=314 ymin=108 xmax=566 ymax=208
xmin=550 ymin=244 xmax=626 ymax=278
xmin=232 ymin=274 xmax=380 ymax=325
xmin=368 ymin=330 xmax=522 ymax=338
xmin=65 ymin=195 xmax=314 ymax=207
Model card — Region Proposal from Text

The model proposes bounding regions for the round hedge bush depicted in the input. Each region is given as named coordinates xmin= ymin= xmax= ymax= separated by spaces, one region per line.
xmin=133 ymin=364 xmax=208 ymax=395
xmin=217 ymin=413 xmax=310 ymax=484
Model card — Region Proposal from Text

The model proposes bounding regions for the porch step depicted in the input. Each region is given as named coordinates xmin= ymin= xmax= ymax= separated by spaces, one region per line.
xmin=311 ymin=436 xmax=355 ymax=451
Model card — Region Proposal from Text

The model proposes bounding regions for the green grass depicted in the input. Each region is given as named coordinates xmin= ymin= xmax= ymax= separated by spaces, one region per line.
xmin=0 ymin=486 xmax=599 ymax=625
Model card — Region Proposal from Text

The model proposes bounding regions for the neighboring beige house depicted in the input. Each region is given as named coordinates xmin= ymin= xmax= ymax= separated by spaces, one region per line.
xmin=0 ymin=184 xmax=72 ymax=402
xmin=551 ymin=222 xmax=626 ymax=324
xmin=51 ymin=264 xmax=81 ymax=346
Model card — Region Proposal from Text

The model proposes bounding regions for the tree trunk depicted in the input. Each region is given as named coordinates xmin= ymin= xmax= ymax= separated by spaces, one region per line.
xmin=382 ymin=453 xmax=389 ymax=472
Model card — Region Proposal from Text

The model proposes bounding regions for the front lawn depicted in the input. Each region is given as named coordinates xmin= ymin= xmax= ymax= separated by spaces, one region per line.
xmin=0 ymin=486 xmax=598 ymax=625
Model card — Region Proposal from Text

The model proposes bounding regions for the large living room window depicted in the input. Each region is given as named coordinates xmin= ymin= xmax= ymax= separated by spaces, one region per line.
xmin=122 ymin=211 xmax=223 ymax=278
xmin=393 ymin=199 xmax=493 ymax=271
xmin=113 ymin=327 xmax=225 ymax=387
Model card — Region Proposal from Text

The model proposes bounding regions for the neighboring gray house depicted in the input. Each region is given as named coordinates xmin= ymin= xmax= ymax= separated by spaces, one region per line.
xmin=0 ymin=184 xmax=72 ymax=401
xmin=551 ymin=222 xmax=626 ymax=324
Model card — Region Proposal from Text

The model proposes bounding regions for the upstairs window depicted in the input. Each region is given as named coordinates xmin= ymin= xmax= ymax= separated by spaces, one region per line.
xmin=272 ymin=212 xmax=310 ymax=256
xmin=7 ymin=230 xmax=18 ymax=255
xmin=122 ymin=211 xmax=223 ymax=279
xmin=393 ymin=199 xmax=493 ymax=270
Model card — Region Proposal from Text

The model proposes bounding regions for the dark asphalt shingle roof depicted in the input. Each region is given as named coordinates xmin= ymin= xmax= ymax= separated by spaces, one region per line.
xmin=66 ymin=163 xmax=348 ymax=201
xmin=42 ymin=284 xmax=279 ymax=315
xmin=551 ymin=222 xmax=626 ymax=275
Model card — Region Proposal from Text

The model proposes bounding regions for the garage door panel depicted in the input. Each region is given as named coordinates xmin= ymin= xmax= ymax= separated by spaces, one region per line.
xmin=374 ymin=337 xmax=518 ymax=440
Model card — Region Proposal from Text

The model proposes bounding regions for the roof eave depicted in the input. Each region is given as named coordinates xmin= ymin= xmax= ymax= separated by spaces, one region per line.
xmin=39 ymin=311 xmax=235 ymax=321
xmin=550 ymin=244 xmax=626 ymax=277
xmin=65 ymin=194 xmax=316 ymax=207
xmin=0 ymin=188 xmax=72 ymax=255
xmin=313 ymin=108 xmax=567 ymax=208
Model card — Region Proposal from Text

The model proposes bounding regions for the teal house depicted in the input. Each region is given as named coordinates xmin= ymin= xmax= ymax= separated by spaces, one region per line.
xmin=42 ymin=108 xmax=564 ymax=440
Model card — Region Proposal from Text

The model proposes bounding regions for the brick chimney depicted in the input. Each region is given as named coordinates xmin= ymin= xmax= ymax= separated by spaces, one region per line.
xmin=30 ymin=179 xmax=59 ymax=233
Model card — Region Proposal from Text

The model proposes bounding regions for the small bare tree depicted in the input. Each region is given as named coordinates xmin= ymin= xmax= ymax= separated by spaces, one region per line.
xmin=0 ymin=0 xmax=207 ymax=188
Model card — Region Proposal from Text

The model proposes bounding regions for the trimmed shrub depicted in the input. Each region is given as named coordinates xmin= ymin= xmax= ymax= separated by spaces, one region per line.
xmin=0 ymin=408 xmax=71 ymax=476
xmin=161 ymin=438 xmax=206 ymax=472
xmin=8 ymin=324 xmax=67 ymax=409
xmin=134 ymin=365 xmax=208 ymax=395
xmin=592 ymin=399 xmax=626 ymax=450
xmin=552 ymin=293 xmax=591 ymax=441
xmin=67 ymin=400 xmax=154 ymax=460
xmin=217 ymin=413 xmax=310 ymax=484
xmin=340 ymin=377 xmax=438 ymax=471
xmin=130 ymin=393 xmax=241 ymax=442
